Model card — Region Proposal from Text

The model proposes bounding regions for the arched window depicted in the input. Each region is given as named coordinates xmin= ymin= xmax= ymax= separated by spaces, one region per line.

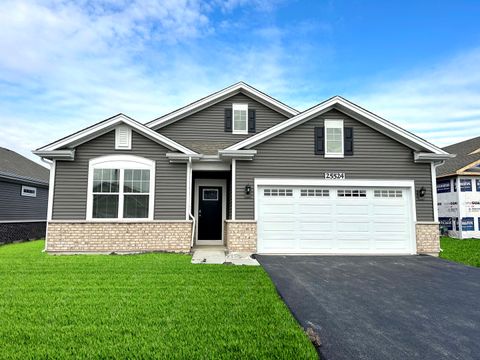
xmin=86 ymin=155 xmax=155 ymax=220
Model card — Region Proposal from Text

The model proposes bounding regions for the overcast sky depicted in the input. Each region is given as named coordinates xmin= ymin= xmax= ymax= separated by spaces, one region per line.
xmin=1 ymin=0 xmax=480 ymax=163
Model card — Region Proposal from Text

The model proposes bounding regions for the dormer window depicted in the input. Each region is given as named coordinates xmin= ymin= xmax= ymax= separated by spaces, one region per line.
xmin=324 ymin=120 xmax=344 ymax=158
xmin=232 ymin=104 xmax=248 ymax=134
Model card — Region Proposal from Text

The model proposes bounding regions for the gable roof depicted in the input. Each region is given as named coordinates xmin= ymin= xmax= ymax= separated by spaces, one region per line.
xmin=146 ymin=82 xmax=300 ymax=130
xmin=226 ymin=95 xmax=449 ymax=156
xmin=34 ymin=114 xmax=197 ymax=157
xmin=437 ymin=136 xmax=480 ymax=177
xmin=0 ymin=147 xmax=49 ymax=186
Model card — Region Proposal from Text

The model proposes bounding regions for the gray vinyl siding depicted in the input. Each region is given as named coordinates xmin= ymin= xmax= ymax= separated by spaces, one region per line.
xmin=53 ymin=130 xmax=186 ymax=220
xmin=236 ymin=109 xmax=434 ymax=222
xmin=0 ymin=180 xmax=48 ymax=221
xmin=158 ymin=93 xmax=289 ymax=152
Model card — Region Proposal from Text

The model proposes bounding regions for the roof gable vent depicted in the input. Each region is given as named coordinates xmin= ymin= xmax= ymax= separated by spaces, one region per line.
xmin=115 ymin=125 xmax=132 ymax=150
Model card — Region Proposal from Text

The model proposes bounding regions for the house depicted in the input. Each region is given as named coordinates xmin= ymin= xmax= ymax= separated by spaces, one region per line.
xmin=33 ymin=82 xmax=453 ymax=255
xmin=437 ymin=136 xmax=480 ymax=239
xmin=0 ymin=147 xmax=49 ymax=244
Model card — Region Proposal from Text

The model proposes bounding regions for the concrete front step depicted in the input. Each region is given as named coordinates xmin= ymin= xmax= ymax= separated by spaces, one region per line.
xmin=191 ymin=248 xmax=259 ymax=266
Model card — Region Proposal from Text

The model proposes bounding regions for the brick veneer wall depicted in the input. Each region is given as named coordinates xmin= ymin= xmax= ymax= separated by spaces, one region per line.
xmin=225 ymin=220 xmax=257 ymax=253
xmin=0 ymin=222 xmax=46 ymax=244
xmin=46 ymin=221 xmax=192 ymax=253
xmin=416 ymin=222 xmax=440 ymax=256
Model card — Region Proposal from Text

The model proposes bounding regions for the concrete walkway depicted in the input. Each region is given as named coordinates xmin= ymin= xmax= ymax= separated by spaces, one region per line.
xmin=191 ymin=247 xmax=259 ymax=266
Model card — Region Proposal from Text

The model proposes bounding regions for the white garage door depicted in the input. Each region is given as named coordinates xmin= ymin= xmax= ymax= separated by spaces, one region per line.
xmin=257 ymin=185 xmax=415 ymax=254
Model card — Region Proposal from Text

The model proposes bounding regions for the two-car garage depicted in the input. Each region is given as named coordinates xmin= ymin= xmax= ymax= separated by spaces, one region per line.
xmin=256 ymin=180 xmax=416 ymax=255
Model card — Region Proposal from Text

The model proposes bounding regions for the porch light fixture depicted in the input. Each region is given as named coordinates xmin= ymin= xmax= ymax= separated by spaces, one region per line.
xmin=418 ymin=186 xmax=426 ymax=198
xmin=245 ymin=184 xmax=252 ymax=195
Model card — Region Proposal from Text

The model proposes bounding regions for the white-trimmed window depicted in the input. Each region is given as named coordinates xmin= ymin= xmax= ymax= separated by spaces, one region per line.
xmin=21 ymin=185 xmax=37 ymax=197
xmin=87 ymin=155 xmax=155 ymax=220
xmin=232 ymin=103 xmax=248 ymax=134
xmin=325 ymin=120 xmax=344 ymax=157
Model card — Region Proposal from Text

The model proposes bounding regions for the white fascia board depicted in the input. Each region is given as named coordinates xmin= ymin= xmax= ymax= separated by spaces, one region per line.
xmin=414 ymin=152 xmax=455 ymax=163
xmin=227 ymin=96 xmax=448 ymax=155
xmin=218 ymin=149 xmax=257 ymax=160
xmin=146 ymin=82 xmax=299 ymax=130
xmin=37 ymin=114 xmax=197 ymax=155
xmin=32 ymin=149 xmax=75 ymax=161
xmin=166 ymin=153 xmax=203 ymax=163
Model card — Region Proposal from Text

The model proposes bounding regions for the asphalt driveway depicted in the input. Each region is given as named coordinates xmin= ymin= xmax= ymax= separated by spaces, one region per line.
xmin=257 ymin=255 xmax=480 ymax=360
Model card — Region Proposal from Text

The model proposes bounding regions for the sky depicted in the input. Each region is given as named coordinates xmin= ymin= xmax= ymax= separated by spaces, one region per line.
xmin=1 ymin=0 xmax=480 ymax=164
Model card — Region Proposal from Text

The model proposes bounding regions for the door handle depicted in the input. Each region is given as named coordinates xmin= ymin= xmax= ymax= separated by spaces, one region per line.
xmin=199 ymin=209 xmax=202 ymax=217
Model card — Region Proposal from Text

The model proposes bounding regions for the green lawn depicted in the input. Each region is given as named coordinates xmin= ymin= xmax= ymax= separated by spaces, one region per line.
xmin=440 ymin=236 xmax=480 ymax=268
xmin=0 ymin=241 xmax=316 ymax=359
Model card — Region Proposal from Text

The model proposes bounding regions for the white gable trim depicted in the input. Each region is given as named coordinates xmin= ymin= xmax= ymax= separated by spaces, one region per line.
xmin=36 ymin=114 xmax=197 ymax=155
xmin=146 ymin=82 xmax=299 ymax=130
xmin=226 ymin=96 xmax=449 ymax=156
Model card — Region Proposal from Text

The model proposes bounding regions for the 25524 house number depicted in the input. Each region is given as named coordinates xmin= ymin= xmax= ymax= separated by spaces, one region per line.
xmin=324 ymin=172 xmax=346 ymax=180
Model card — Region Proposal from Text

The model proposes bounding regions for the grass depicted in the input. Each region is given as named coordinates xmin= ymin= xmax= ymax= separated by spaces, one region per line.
xmin=0 ymin=241 xmax=317 ymax=359
xmin=440 ymin=236 xmax=480 ymax=268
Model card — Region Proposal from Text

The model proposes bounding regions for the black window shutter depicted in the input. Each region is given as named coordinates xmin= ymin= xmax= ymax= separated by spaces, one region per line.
xmin=248 ymin=109 xmax=256 ymax=133
xmin=224 ymin=108 xmax=232 ymax=132
xmin=314 ymin=127 xmax=325 ymax=155
xmin=344 ymin=127 xmax=354 ymax=155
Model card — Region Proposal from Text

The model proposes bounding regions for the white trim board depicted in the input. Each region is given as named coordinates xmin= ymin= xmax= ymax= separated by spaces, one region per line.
xmin=36 ymin=114 xmax=196 ymax=155
xmin=226 ymin=96 xmax=448 ymax=156
xmin=194 ymin=179 xmax=227 ymax=245
xmin=146 ymin=82 xmax=299 ymax=130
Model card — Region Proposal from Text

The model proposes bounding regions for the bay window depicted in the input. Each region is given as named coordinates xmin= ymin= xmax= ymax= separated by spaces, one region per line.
xmin=87 ymin=155 xmax=155 ymax=220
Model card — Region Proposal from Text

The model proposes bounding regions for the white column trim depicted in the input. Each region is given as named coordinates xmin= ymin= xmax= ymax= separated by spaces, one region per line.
xmin=47 ymin=160 xmax=56 ymax=221
xmin=186 ymin=160 xmax=192 ymax=220
xmin=232 ymin=159 xmax=236 ymax=220
xmin=431 ymin=162 xmax=439 ymax=222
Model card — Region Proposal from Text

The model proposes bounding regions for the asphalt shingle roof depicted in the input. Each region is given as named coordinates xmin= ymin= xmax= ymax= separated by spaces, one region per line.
xmin=0 ymin=147 xmax=49 ymax=185
xmin=437 ymin=136 xmax=480 ymax=177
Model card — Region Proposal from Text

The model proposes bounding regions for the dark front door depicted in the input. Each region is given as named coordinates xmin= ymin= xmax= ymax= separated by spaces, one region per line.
xmin=198 ymin=186 xmax=223 ymax=241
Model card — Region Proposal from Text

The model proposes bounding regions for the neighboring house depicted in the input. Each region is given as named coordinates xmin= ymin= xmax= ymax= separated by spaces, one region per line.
xmin=437 ymin=136 xmax=480 ymax=239
xmin=34 ymin=82 xmax=453 ymax=255
xmin=0 ymin=147 xmax=49 ymax=244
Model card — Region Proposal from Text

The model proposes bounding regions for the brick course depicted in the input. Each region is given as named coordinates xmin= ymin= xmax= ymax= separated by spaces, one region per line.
xmin=46 ymin=221 xmax=192 ymax=253
xmin=225 ymin=221 xmax=257 ymax=253
xmin=416 ymin=222 xmax=440 ymax=256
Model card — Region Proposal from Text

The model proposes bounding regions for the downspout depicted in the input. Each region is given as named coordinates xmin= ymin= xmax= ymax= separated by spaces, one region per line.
xmin=187 ymin=157 xmax=196 ymax=247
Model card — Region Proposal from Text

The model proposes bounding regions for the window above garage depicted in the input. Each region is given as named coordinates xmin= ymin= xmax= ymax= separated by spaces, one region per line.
xmin=315 ymin=120 xmax=353 ymax=157
xmin=325 ymin=120 xmax=344 ymax=157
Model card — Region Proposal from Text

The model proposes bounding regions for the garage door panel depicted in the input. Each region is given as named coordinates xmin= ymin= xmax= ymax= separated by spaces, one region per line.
xmin=298 ymin=204 xmax=332 ymax=215
xmin=299 ymin=239 xmax=336 ymax=249
xmin=299 ymin=221 xmax=334 ymax=232
xmin=336 ymin=204 xmax=370 ymax=215
xmin=257 ymin=185 xmax=414 ymax=255
xmin=261 ymin=204 xmax=295 ymax=214
xmin=262 ymin=220 xmax=296 ymax=231
xmin=372 ymin=205 xmax=407 ymax=216
xmin=337 ymin=239 xmax=371 ymax=249
xmin=373 ymin=223 xmax=408 ymax=232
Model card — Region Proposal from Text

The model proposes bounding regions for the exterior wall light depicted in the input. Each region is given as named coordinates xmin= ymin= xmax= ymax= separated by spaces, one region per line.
xmin=245 ymin=184 xmax=252 ymax=195
xmin=418 ymin=186 xmax=426 ymax=198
